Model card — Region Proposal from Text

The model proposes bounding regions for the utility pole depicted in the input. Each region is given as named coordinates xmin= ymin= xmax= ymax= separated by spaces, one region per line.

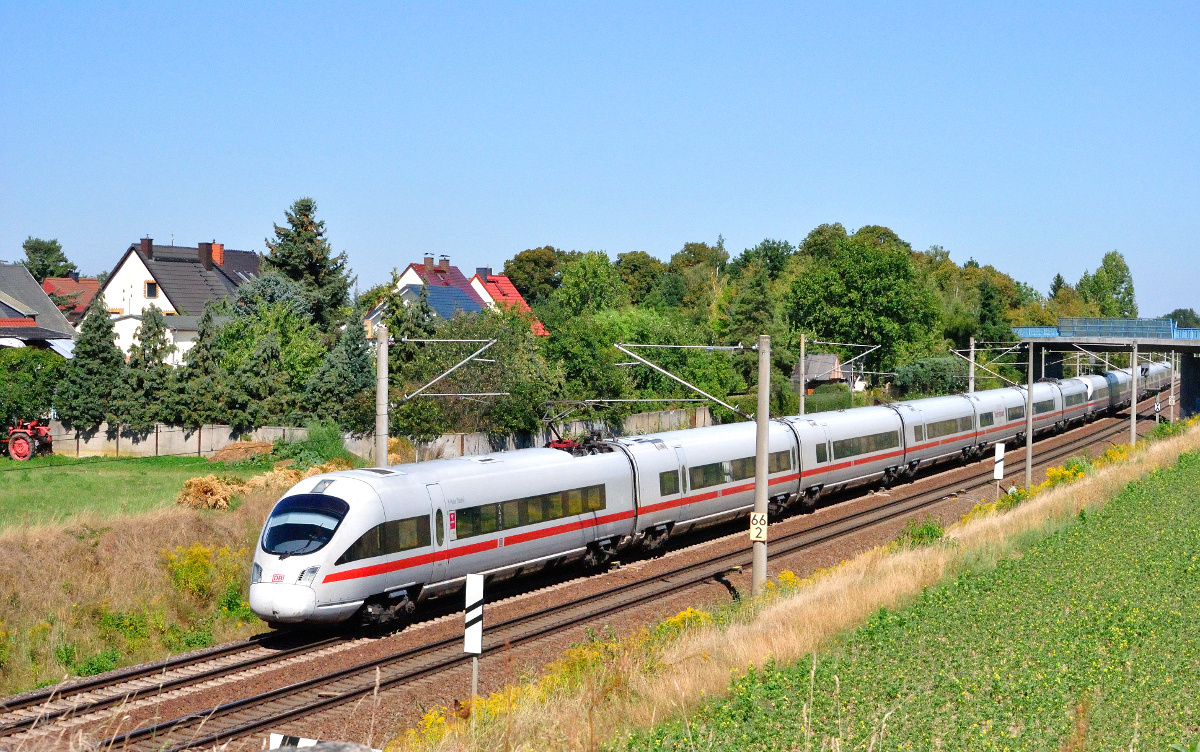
xmin=1040 ymin=348 xmax=1046 ymax=380
xmin=1171 ymin=350 xmax=1177 ymax=422
xmin=968 ymin=336 xmax=975 ymax=393
xmin=798 ymin=334 xmax=806 ymax=416
xmin=751 ymin=334 xmax=770 ymax=596
xmin=1130 ymin=340 xmax=1138 ymax=447
xmin=375 ymin=324 xmax=389 ymax=468
xmin=1024 ymin=343 xmax=1034 ymax=490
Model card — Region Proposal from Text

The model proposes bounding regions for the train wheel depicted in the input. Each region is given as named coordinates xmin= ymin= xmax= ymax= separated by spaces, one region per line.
xmin=7 ymin=433 xmax=32 ymax=461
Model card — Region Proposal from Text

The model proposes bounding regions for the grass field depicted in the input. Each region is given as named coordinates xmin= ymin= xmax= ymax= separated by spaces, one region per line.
xmin=620 ymin=452 xmax=1200 ymax=751
xmin=0 ymin=455 xmax=257 ymax=530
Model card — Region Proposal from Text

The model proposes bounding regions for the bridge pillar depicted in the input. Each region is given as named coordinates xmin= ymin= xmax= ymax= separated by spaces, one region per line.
xmin=1182 ymin=351 xmax=1200 ymax=419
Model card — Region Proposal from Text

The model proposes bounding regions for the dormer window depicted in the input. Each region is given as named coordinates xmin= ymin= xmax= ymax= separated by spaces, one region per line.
xmin=145 ymin=281 xmax=158 ymax=299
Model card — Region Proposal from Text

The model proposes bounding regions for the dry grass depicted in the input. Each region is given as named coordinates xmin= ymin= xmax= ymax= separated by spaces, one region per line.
xmin=411 ymin=425 xmax=1200 ymax=752
xmin=0 ymin=484 xmax=282 ymax=696
xmin=176 ymin=459 xmax=354 ymax=509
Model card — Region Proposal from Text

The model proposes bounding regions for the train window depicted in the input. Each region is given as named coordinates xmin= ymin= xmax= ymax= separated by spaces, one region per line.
xmin=689 ymin=462 xmax=727 ymax=490
xmin=1064 ymin=393 xmax=1084 ymax=407
xmin=261 ymin=494 xmax=349 ymax=557
xmin=334 ymin=515 xmax=432 ymax=565
xmin=1034 ymin=399 xmax=1055 ymax=415
xmin=455 ymin=484 xmax=608 ymax=539
xmin=768 ymin=450 xmax=791 ymax=473
xmin=731 ymin=457 xmax=755 ymax=481
xmin=1094 ymin=386 xmax=1108 ymax=400
xmin=913 ymin=425 xmax=924 ymax=442
xmin=958 ymin=416 xmax=973 ymax=433
xmin=1007 ymin=405 xmax=1025 ymax=421
xmin=815 ymin=443 xmax=828 ymax=463
xmin=659 ymin=470 xmax=680 ymax=496
xmin=979 ymin=412 xmax=994 ymax=428
xmin=927 ymin=418 xmax=964 ymax=439
xmin=832 ymin=430 xmax=899 ymax=460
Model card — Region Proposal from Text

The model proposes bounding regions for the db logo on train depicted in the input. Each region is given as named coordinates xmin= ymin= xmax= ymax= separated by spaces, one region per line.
xmin=272 ymin=573 xmax=285 ymax=583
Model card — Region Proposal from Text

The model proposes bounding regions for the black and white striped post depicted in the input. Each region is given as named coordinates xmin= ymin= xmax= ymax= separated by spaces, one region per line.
xmin=464 ymin=573 xmax=484 ymax=717
xmin=993 ymin=442 xmax=1004 ymax=501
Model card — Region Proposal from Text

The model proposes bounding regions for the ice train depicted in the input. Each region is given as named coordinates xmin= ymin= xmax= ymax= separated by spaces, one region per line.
xmin=249 ymin=361 xmax=1172 ymax=626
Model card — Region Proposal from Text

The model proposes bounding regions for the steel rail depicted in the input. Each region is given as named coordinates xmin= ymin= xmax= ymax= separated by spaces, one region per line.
xmin=0 ymin=635 xmax=348 ymax=735
xmin=94 ymin=403 xmax=1157 ymax=752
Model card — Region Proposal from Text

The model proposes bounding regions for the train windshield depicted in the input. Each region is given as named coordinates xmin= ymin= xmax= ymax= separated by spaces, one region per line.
xmin=262 ymin=494 xmax=350 ymax=558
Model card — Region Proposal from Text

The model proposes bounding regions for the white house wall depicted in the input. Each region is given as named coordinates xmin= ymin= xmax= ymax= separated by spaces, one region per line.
xmin=112 ymin=315 xmax=197 ymax=365
xmin=103 ymin=253 xmax=178 ymax=317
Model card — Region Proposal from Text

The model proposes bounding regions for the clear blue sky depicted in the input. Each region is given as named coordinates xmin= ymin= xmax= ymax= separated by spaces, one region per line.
xmin=2 ymin=2 xmax=1196 ymax=315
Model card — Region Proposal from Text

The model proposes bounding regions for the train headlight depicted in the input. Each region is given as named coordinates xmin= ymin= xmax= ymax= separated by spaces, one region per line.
xmin=297 ymin=566 xmax=321 ymax=586
xmin=251 ymin=562 xmax=262 ymax=584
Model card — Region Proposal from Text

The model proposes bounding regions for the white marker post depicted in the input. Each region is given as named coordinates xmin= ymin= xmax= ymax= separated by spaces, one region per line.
xmin=993 ymin=443 xmax=1005 ymax=502
xmin=464 ymin=573 xmax=483 ymax=720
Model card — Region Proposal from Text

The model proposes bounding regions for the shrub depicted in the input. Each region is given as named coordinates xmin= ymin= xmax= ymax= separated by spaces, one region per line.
xmin=893 ymin=357 xmax=968 ymax=396
xmin=163 ymin=544 xmax=246 ymax=603
xmin=892 ymin=515 xmax=945 ymax=548
xmin=272 ymin=420 xmax=357 ymax=469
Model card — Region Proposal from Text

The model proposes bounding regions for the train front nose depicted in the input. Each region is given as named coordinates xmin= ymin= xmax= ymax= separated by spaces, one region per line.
xmin=249 ymin=583 xmax=317 ymax=623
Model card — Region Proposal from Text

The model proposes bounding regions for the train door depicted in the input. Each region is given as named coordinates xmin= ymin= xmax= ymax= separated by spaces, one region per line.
xmin=426 ymin=483 xmax=449 ymax=584
xmin=673 ymin=446 xmax=691 ymax=518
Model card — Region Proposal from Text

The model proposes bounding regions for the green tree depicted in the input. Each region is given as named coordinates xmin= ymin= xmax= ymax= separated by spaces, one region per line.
xmin=222 ymin=333 xmax=289 ymax=432
xmin=977 ymin=277 xmax=1013 ymax=343
xmin=669 ymin=237 xmax=728 ymax=271
xmin=549 ymin=252 xmax=628 ymax=317
xmin=19 ymin=237 xmax=76 ymax=283
xmin=727 ymin=238 xmax=795 ymax=280
xmin=799 ymin=223 xmax=848 ymax=259
xmin=503 ymin=246 xmax=569 ymax=305
xmin=786 ymin=226 xmax=939 ymax=373
xmin=219 ymin=303 xmax=326 ymax=405
xmin=233 ymin=271 xmax=312 ymax=319
xmin=175 ymin=306 xmax=226 ymax=429
xmin=264 ymin=197 xmax=353 ymax=330
xmin=614 ymin=251 xmax=665 ymax=305
xmin=1164 ymin=308 xmax=1200 ymax=328
xmin=1049 ymin=273 xmax=1068 ymax=298
xmin=116 ymin=306 xmax=177 ymax=433
xmin=1078 ymin=251 xmax=1137 ymax=318
xmin=0 ymin=348 xmax=66 ymax=425
xmin=304 ymin=319 xmax=375 ymax=430
xmin=54 ymin=296 xmax=127 ymax=429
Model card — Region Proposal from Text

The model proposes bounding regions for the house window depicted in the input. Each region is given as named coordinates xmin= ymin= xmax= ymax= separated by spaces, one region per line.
xmin=145 ymin=281 xmax=158 ymax=299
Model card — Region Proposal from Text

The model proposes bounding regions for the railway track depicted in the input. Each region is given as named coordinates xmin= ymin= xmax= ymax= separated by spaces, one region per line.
xmin=79 ymin=403 xmax=1156 ymax=752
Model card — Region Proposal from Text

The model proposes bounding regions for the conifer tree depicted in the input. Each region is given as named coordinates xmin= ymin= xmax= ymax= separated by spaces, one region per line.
xmin=175 ymin=306 xmax=226 ymax=429
xmin=223 ymin=333 xmax=289 ymax=432
xmin=20 ymin=237 xmax=77 ymax=283
xmin=116 ymin=306 xmax=177 ymax=433
xmin=303 ymin=319 xmax=374 ymax=428
xmin=55 ymin=295 xmax=126 ymax=429
xmin=264 ymin=198 xmax=352 ymax=330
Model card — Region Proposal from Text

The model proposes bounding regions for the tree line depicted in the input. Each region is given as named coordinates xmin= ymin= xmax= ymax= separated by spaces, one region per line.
xmin=2 ymin=207 xmax=1163 ymax=438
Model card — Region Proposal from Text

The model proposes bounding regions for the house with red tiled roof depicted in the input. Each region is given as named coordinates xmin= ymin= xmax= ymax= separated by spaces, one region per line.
xmin=42 ymin=274 xmax=101 ymax=326
xmin=365 ymin=255 xmax=548 ymax=337
xmin=395 ymin=255 xmax=488 ymax=307
xmin=469 ymin=267 xmax=548 ymax=336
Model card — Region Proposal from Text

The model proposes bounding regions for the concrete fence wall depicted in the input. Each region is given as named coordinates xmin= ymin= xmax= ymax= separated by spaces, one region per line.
xmin=48 ymin=406 xmax=713 ymax=463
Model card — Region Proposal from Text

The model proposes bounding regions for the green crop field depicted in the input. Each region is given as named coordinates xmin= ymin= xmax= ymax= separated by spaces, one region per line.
xmin=0 ymin=455 xmax=255 ymax=530
xmin=622 ymin=453 xmax=1200 ymax=751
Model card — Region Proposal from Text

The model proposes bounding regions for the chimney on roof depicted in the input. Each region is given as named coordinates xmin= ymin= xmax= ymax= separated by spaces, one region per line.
xmin=198 ymin=242 xmax=213 ymax=271
xmin=69 ymin=271 xmax=79 ymax=282
xmin=424 ymin=255 xmax=435 ymax=271
xmin=211 ymin=242 xmax=224 ymax=266
xmin=438 ymin=255 xmax=450 ymax=271
xmin=476 ymin=267 xmax=492 ymax=279
xmin=140 ymin=237 xmax=153 ymax=260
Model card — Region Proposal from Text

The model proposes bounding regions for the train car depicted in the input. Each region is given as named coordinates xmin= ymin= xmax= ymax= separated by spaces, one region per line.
xmin=250 ymin=449 xmax=639 ymax=624
xmin=609 ymin=420 xmax=799 ymax=538
xmin=780 ymin=406 xmax=905 ymax=493
xmin=967 ymin=387 xmax=1029 ymax=446
xmin=1057 ymin=378 xmax=1090 ymax=425
xmin=1143 ymin=361 xmax=1171 ymax=394
xmin=1029 ymin=381 xmax=1065 ymax=434
xmin=1076 ymin=374 xmax=1111 ymax=419
xmin=1105 ymin=369 xmax=1133 ymax=411
xmin=893 ymin=395 xmax=978 ymax=470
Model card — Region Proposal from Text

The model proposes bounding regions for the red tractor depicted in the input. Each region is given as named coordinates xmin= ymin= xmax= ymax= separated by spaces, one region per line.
xmin=3 ymin=420 xmax=53 ymax=461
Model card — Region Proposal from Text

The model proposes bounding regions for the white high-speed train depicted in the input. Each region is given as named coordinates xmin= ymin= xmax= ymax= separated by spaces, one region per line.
xmin=249 ymin=361 xmax=1172 ymax=626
